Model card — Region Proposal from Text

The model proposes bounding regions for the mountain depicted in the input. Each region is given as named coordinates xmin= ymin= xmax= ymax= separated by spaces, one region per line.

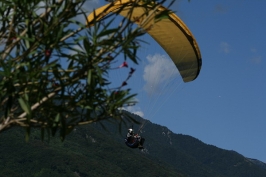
xmin=247 ymin=158 xmax=266 ymax=170
xmin=0 ymin=113 xmax=266 ymax=177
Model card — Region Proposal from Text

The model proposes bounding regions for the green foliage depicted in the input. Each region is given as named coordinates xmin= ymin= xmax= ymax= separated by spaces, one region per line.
xmin=0 ymin=0 xmax=172 ymax=140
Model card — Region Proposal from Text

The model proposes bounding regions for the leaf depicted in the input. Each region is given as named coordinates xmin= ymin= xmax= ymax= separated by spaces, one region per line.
xmin=67 ymin=59 xmax=74 ymax=70
xmin=87 ymin=69 xmax=92 ymax=85
xmin=78 ymin=105 xmax=92 ymax=109
xmin=53 ymin=113 xmax=60 ymax=127
xmin=25 ymin=127 xmax=30 ymax=142
xmin=83 ymin=38 xmax=91 ymax=53
xmin=98 ymin=28 xmax=118 ymax=38
xmin=51 ymin=113 xmax=60 ymax=137
xmin=17 ymin=35 xmax=35 ymax=42
xmin=18 ymin=96 xmax=30 ymax=116
xmin=41 ymin=60 xmax=58 ymax=71
xmin=55 ymin=25 xmax=64 ymax=42
xmin=154 ymin=10 xmax=171 ymax=22
xmin=24 ymin=93 xmax=29 ymax=101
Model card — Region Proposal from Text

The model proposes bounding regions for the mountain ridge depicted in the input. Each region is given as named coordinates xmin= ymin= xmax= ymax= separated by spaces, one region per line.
xmin=0 ymin=112 xmax=265 ymax=177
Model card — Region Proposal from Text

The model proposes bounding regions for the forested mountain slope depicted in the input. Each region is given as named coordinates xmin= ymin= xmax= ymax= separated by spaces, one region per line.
xmin=1 ymin=113 xmax=265 ymax=177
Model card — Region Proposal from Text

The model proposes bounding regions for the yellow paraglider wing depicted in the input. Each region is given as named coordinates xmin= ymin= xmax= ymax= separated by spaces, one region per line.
xmin=87 ymin=0 xmax=202 ymax=82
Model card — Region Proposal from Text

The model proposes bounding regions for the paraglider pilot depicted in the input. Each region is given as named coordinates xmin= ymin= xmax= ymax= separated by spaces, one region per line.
xmin=125 ymin=128 xmax=145 ymax=149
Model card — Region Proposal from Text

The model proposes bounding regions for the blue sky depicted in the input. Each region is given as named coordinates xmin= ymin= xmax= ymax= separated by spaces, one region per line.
xmin=168 ymin=0 xmax=266 ymax=162
xmin=88 ymin=0 xmax=266 ymax=162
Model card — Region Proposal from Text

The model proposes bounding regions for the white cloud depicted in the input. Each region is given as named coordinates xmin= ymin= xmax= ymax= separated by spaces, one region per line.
xmin=214 ymin=4 xmax=228 ymax=13
xmin=118 ymin=97 xmax=144 ymax=118
xmin=250 ymin=48 xmax=257 ymax=53
xmin=220 ymin=42 xmax=230 ymax=54
xmin=133 ymin=111 xmax=144 ymax=118
xmin=250 ymin=48 xmax=262 ymax=64
xmin=123 ymin=105 xmax=144 ymax=118
xmin=143 ymin=54 xmax=179 ymax=95
xmin=251 ymin=56 xmax=262 ymax=64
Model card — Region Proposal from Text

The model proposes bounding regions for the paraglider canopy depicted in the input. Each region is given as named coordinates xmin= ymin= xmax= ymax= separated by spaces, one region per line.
xmin=87 ymin=0 xmax=202 ymax=82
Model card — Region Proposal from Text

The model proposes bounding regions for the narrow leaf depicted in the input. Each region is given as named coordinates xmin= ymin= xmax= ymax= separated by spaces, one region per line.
xmin=87 ymin=69 xmax=92 ymax=85
xmin=18 ymin=97 xmax=30 ymax=115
